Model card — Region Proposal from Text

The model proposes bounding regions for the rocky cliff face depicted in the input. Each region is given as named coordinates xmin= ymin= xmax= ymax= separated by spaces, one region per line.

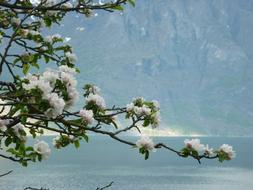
xmin=59 ymin=0 xmax=253 ymax=136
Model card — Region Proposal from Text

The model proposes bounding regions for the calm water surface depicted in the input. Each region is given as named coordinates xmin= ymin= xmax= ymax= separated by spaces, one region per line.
xmin=0 ymin=137 xmax=252 ymax=190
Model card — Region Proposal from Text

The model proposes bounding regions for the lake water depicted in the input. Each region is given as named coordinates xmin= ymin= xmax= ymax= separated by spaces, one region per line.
xmin=0 ymin=136 xmax=252 ymax=190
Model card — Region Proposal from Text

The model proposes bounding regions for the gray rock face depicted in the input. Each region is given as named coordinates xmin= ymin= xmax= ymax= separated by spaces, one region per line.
xmin=60 ymin=0 xmax=253 ymax=136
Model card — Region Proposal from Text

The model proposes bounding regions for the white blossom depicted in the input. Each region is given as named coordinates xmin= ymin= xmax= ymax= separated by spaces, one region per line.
xmin=79 ymin=109 xmax=94 ymax=124
xmin=65 ymin=52 xmax=77 ymax=63
xmin=86 ymin=94 xmax=106 ymax=110
xmin=91 ymin=85 xmax=100 ymax=94
xmin=136 ymin=136 xmax=155 ymax=151
xmin=126 ymin=102 xmax=135 ymax=112
xmin=61 ymin=2 xmax=73 ymax=8
xmin=132 ymin=97 xmax=145 ymax=103
xmin=0 ymin=119 xmax=8 ymax=132
xmin=152 ymin=111 xmax=161 ymax=128
xmin=64 ymin=37 xmax=71 ymax=42
xmin=30 ymin=0 xmax=40 ymax=5
xmin=23 ymin=74 xmax=52 ymax=98
xmin=44 ymin=36 xmax=53 ymax=43
xmin=45 ymin=0 xmax=57 ymax=6
xmin=76 ymin=27 xmax=85 ymax=31
xmin=140 ymin=105 xmax=151 ymax=115
xmin=66 ymin=86 xmax=79 ymax=107
xmin=131 ymin=105 xmax=151 ymax=116
xmin=59 ymin=65 xmax=76 ymax=75
xmin=23 ymin=66 xmax=79 ymax=117
xmin=219 ymin=144 xmax=236 ymax=159
xmin=46 ymin=10 xmax=58 ymax=16
xmin=45 ymin=93 xmax=65 ymax=118
xmin=60 ymin=72 xmax=77 ymax=88
xmin=152 ymin=100 xmax=160 ymax=111
xmin=68 ymin=135 xmax=77 ymax=141
xmin=184 ymin=138 xmax=205 ymax=152
xmin=36 ymin=43 xmax=47 ymax=51
xmin=21 ymin=29 xmax=29 ymax=37
xmin=204 ymin=144 xmax=214 ymax=156
xmin=133 ymin=106 xmax=143 ymax=115
xmin=30 ymin=0 xmax=56 ymax=6
xmin=126 ymin=99 xmax=161 ymax=127
xmin=42 ymin=69 xmax=58 ymax=84
xmin=33 ymin=140 xmax=51 ymax=159
xmin=12 ymin=124 xmax=27 ymax=142
xmin=52 ymin=136 xmax=61 ymax=148
xmin=29 ymin=30 xmax=40 ymax=36
xmin=44 ymin=34 xmax=61 ymax=43
xmin=98 ymin=0 xmax=105 ymax=5
xmin=11 ymin=17 xmax=21 ymax=25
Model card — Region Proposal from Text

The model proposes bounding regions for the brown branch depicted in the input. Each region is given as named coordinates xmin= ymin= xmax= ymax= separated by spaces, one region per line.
xmin=0 ymin=170 xmax=13 ymax=178
xmin=0 ymin=153 xmax=31 ymax=162
xmin=0 ymin=4 xmax=41 ymax=76
xmin=0 ymin=0 xmax=128 ymax=12
xmin=96 ymin=181 xmax=114 ymax=190
xmin=24 ymin=187 xmax=49 ymax=190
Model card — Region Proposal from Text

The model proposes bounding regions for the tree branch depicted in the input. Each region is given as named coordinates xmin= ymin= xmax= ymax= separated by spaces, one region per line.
xmin=0 ymin=170 xmax=13 ymax=178
xmin=0 ymin=0 xmax=128 ymax=12
xmin=96 ymin=181 xmax=114 ymax=190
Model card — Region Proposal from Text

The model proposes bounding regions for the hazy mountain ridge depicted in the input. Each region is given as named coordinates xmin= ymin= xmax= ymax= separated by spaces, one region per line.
xmin=47 ymin=0 xmax=253 ymax=135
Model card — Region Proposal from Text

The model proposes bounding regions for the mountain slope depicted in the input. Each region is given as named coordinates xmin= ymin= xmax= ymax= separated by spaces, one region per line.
xmin=52 ymin=0 xmax=253 ymax=136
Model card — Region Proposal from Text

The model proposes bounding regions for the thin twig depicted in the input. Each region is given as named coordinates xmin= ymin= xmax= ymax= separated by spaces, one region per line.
xmin=0 ymin=170 xmax=13 ymax=178
xmin=96 ymin=181 xmax=114 ymax=190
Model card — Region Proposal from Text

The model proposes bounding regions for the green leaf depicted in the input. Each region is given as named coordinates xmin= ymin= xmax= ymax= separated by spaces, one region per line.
xmin=139 ymin=147 xmax=145 ymax=154
xmin=128 ymin=0 xmax=136 ymax=7
xmin=75 ymin=68 xmax=80 ymax=73
xmin=13 ymin=57 xmax=21 ymax=65
xmin=20 ymin=116 xmax=27 ymax=124
xmin=26 ymin=147 xmax=34 ymax=151
xmin=23 ymin=63 xmax=30 ymax=75
xmin=43 ymin=55 xmax=50 ymax=63
xmin=38 ymin=154 xmax=42 ymax=162
xmin=191 ymin=150 xmax=199 ymax=158
xmin=144 ymin=150 xmax=149 ymax=160
xmin=217 ymin=152 xmax=227 ymax=162
xmin=31 ymin=61 xmax=40 ymax=69
xmin=82 ymin=134 xmax=89 ymax=143
xmin=6 ymin=148 xmax=16 ymax=154
xmin=9 ymin=105 xmax=21 ymax=116
xmin=112 ymin=5 xmax=124 ymax=11
xmin=181 ymin=148 xmax=190 ymax=157
xmin=44 ymin=17 xmax=52 ymax=27
xmin=21 ymin=160 xmax=28 ymax=167
xmin=143 ymin=119 xmax=150 ymax=127
xmin=5 ymin=137 xmax=12 ymax=147
xmin=74 ymin=140 xmax=80 ymax=148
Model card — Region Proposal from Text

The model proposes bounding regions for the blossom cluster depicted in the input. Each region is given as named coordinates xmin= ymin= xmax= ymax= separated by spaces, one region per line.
xmin=22 ymin=65 xmax=78 ymax=118
xmin=184 ymin=138 xmax=236 ymax=160
xmin=12 ymin=123 xmax=27 ymax=142
xmin=219 ymin=144 xmax=236 ymax=160
xmin=52 ymin=134 xmax=80 ymax=150
xmin=84 ymin=85 xmax=106 ymax=111
xmin=126 ymin=97 xmax=161 ymax=128
xmin=0 ymin=119 xmax=27 ymax=142
xmin=136 ymin=136 xmax=155 ymax=151
xmin=33 ymin=140 xmax=51 ymax=160
xmin=30 ymin=0 xmax=58 ymax=7
xmin=79 ymin=109 xmax=94 ymax=125
xmin=86 ymin=94 xmax=106 ymax=110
